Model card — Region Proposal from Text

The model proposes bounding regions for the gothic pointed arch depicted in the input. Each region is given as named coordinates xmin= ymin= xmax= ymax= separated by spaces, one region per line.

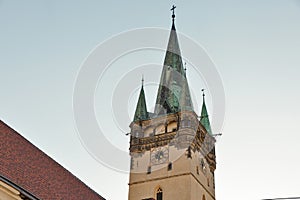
xmin=156 ymin=187 xmax=163 ymax=200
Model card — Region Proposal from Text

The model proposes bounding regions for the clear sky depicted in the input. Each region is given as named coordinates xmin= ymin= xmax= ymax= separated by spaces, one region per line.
xmin=1 ymin=1 xmax=300 ymax=200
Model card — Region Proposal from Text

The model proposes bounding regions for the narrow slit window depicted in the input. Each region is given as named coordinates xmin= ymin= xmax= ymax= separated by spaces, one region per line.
xmin=147 ymin=166 xmax=151 ymax=174
xmin=168 ymin=162 xmax=172 ymax=171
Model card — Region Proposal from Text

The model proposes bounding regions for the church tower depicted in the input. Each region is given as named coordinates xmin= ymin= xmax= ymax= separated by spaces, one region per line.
xmin=128 ymin=7 xmax=216 ymax=200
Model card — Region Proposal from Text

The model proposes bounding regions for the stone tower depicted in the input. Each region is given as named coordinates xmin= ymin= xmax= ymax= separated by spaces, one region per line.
xmin=128 ymin=7 xmax=216 ymax=200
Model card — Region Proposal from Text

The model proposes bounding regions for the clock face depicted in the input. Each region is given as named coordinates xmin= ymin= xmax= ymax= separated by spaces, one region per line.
xmin=151 ymin=147 xmax=169 ymax=165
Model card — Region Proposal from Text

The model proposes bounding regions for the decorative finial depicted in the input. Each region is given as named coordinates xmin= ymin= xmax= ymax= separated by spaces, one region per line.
xmin=141 ymin=75 xmax=144 ymax=86
xmin=184 ymin=62 xmax=187 ymax=71
xmin=201 ymin=88 xmax=205 ymax=97
xmin=171 ymin=5 xmax=176 ymax=17
xmin=170 ymin=5 xmax=176 ymax=30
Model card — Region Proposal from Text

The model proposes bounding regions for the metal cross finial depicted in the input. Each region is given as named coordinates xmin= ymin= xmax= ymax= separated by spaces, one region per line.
xmin=184 ymin=62 xmax=187 ymax=71
xmin=141 ymin=75 xmax=144 ymax=86
xmin=170 ymin=5 xmax=176 ymax=30
xmin=201 ymin=88 xmax=205 ymax=97
xmin=171 ymin=5 xmax=176 ymax=16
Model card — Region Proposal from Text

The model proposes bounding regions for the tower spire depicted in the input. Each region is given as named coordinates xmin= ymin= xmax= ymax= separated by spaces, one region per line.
xmin=200 ymin=89 xmax=212 ymax=135
xmin=133 ymin=77 xmax=149 ymax=122
xmin=154 ymin=8 xmax=194 ymax=116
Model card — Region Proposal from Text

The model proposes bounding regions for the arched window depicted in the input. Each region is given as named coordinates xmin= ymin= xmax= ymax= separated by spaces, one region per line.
xmin=155 ymin=124 xmax=165 ymax=135
xmin=202 ymin=194 xmax=206 ymax=200
xmin=167 ymin=121 xmax=177 ymax=132
xmin=144 ymin=127 xmax=153 ymax=137
xmin=156 ymin=187 xmax=163 ymax=200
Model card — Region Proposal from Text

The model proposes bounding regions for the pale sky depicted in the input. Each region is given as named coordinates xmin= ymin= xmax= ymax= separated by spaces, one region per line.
xmin=1 ymin=1 xmax=300 ymax=200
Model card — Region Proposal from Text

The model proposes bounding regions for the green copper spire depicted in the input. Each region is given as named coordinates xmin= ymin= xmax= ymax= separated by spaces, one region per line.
xmin=154 ymin=7 xmax=194 ymax=116
xmin=200 ymin=89 xmax=212 ymax=135
xmin=133 ymin=78 xmax=149 ymax=122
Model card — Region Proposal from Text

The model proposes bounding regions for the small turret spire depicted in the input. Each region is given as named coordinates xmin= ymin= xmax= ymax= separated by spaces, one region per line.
xmin=171 ymin=5 xmax=176 ymax=30
xmin=133 ymin=77 xmax=149 ymax=122
xmin=200 ymin=89 xmax=212 ymax=135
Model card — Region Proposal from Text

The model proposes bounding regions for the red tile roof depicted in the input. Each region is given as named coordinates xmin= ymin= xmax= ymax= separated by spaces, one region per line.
xmin=0 ymin=120 xmax=105 ymax=200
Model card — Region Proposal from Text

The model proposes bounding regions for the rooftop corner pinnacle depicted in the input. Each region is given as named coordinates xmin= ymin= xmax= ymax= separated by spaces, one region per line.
xmin=133 ymin=78 xmax=149 ymax=122
xmin=200 ymin=89 xmax=212 ymax=135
